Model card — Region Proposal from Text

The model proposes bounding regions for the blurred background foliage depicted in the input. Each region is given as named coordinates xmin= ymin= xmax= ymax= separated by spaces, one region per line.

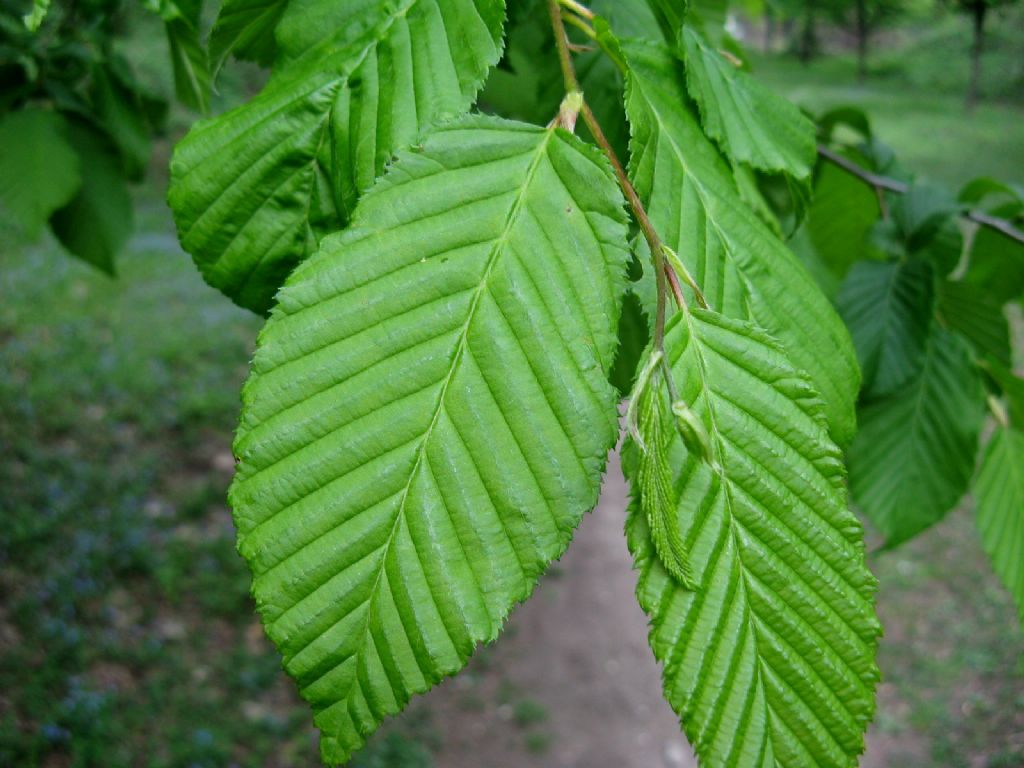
xmin=1 ymin=0 xmax=1023 ymax=766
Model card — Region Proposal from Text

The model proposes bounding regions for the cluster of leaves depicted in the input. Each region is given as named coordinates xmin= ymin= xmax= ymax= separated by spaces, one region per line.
xmin=795 ymin=110 xmax=1024 ymax=625
xmin=167 ymin=0 xmax=893 ymax=766
xmin=0 ymin=0 xmax=209 ymax=271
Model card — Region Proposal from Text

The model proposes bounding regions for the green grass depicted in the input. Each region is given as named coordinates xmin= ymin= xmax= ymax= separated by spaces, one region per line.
xmin=751 ymin=49 xmax=1024 ymax=187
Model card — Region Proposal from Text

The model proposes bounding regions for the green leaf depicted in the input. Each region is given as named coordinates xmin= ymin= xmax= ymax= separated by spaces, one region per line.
xmin=22 ymin=0 xmax=51 ymax=31
xmin=801 ymin=158 xmax=881 ymax=293
xmin=837 ymin=258 xmax=935 ymax=398
xmin=848 ymin=328 xmax=985 ymax=547
xmin=624 ymin=308 xmax=880 ymax=768
xmin=166 ymin=18 xmax=212 ymax=112
xmin=50 ymin=123 xmax=134 ymax=275
xmin=230 ymin=117 xmax=629 ymax=763
xmin=0 ymin=108 xmax=81 ymax=241
xmin=169 ymin=0 xmax=506 ymax=314
xmin=209 ymin=0 xmax=287 ymax=71
xmin=975 ymin=428 xmax=1024 ymax=624
xmin=619 ymin=38 xmax=860 ymax=444
xmin=91 ymin=63 xmax=154 ymax=182
xmin=963 ymin=201 xmax=1024 ymax=304
xmin=681 ymin=26 xmax=816 ymax=184
xmin=936 ymin=279 xmax=1011 ymax=367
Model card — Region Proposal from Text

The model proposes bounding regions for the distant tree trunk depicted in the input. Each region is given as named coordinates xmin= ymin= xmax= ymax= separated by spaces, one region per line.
xmin=798 ymin=4 xmax=818 ymax=64
xmin=966 ymin=1 xmax=988 ymax=111
xmin=855 ymin=0 xmax=870 ymax=82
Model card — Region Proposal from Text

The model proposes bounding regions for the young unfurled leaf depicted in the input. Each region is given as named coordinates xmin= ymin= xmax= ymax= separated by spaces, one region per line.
xmin=848 ymin=328 xmax=985 ymax=547
xmin=230 ymin=116 xmax=629 ymax=763
xmin=633 ymin=365 xmax=697 ymax=589
xmin=624 ymin=308 xmax=880 ymax=768
xmin=169 ymin=0 xmax=506 ymax=313
xmin=618 ymin=36 xmax=860 ymax=444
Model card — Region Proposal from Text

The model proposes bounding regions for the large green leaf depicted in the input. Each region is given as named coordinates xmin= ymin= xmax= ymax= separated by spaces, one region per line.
xmin=0 ymin=108 xmax=81 ymax=241
xmin=837 ymin=258 xmax=935 ymax=398
xmin=625 ymin=309 xmax=880 ymax=768
xmin=680 ymin=26 xmax=815 ymax=184
xmin=975 ymin=428 xmax=1024 ymax=624
xmin=230 ymin=117 xmax=629 ymax=763
xmin=619 ymin=38 xmax=859 ymax=444
xmin=848 ymin=329 xmax=985 ymax=547
xmin=169 ymin=0 xmax=506 ymax=313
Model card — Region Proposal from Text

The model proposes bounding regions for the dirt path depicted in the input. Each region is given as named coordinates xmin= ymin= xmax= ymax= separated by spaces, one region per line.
xmin=416 ymin=451 xmax=696 ymax=768
xmin=407 ymin=451 xmax=954 ymax=768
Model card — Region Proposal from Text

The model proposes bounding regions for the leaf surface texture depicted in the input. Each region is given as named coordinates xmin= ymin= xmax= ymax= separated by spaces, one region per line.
xmin=625 ymin=309 xmax=880 ymax=768
xmin=169 ymin=0 xmax=506 ymax=313
xmin=230 ymin=117 xmax=629 ymax=762
xmin=620 ymin=38 xmax=859 ymax=444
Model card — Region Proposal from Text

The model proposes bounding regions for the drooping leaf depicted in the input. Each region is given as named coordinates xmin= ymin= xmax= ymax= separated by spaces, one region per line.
xmin=230 ymin=117 xmax=629 ymax=763
xmin=837 ymin=258 xmax=935 ymax=398
xmin=848 ymin=328 xmax=985 ymax=547
xmin=680 ymin=26 xmax=816 ymax=184
xmin=169 ymin=0 xmax=506 ymax=313
xmin=50 ymin=123 xmax=134 ymax=275
xmin=166 ymin=9 xmax=211 ymax=113
xmin=90 ymin=63 xmax=154 ymax=181
xmin=963 ymin=201 xmax=1024 ymax=304
xmin=624 ymin=308 xmax=880 ymax=768
xmin=891 ymin=182 xmax=959 ymax=254
xmin=0 ymin=108 xmax=81 ymax=241
xmin=975 ymin=428 xmax=1024 ymax=624
xmin=936 ymin=279 xmax=1011 ymax=367
xmin=800 ymin=157 xmax=881 ymax=295
xmin=619 ymin=37 xmax=860 ymax=444
xmin=208 ymin=0 xmax=287 ymax=71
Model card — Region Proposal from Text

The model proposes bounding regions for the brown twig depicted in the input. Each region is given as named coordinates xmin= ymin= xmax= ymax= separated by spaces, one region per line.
xmin=817 ymin=144 xmax=1024 ymax=246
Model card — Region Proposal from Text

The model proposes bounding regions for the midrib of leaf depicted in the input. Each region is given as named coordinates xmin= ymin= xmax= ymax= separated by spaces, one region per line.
xmin=339 ymin=127 xmax=555 ymax=706
xmin=669 ymin=309 xmax=870 ymax=762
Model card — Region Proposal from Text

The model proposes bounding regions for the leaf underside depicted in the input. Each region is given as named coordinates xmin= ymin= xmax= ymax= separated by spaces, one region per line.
xmin=169 ymin=0 xmax=506 ymax=313
xmin=847 ymin=328 xmax=984 ymax=547
xmin=230 ymin=116 xmax=629 ymax=763
xmin=625 ymin=309 xmax=880 ymax=768
xmin=619 ymin=38 xmax=860 ymax=445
